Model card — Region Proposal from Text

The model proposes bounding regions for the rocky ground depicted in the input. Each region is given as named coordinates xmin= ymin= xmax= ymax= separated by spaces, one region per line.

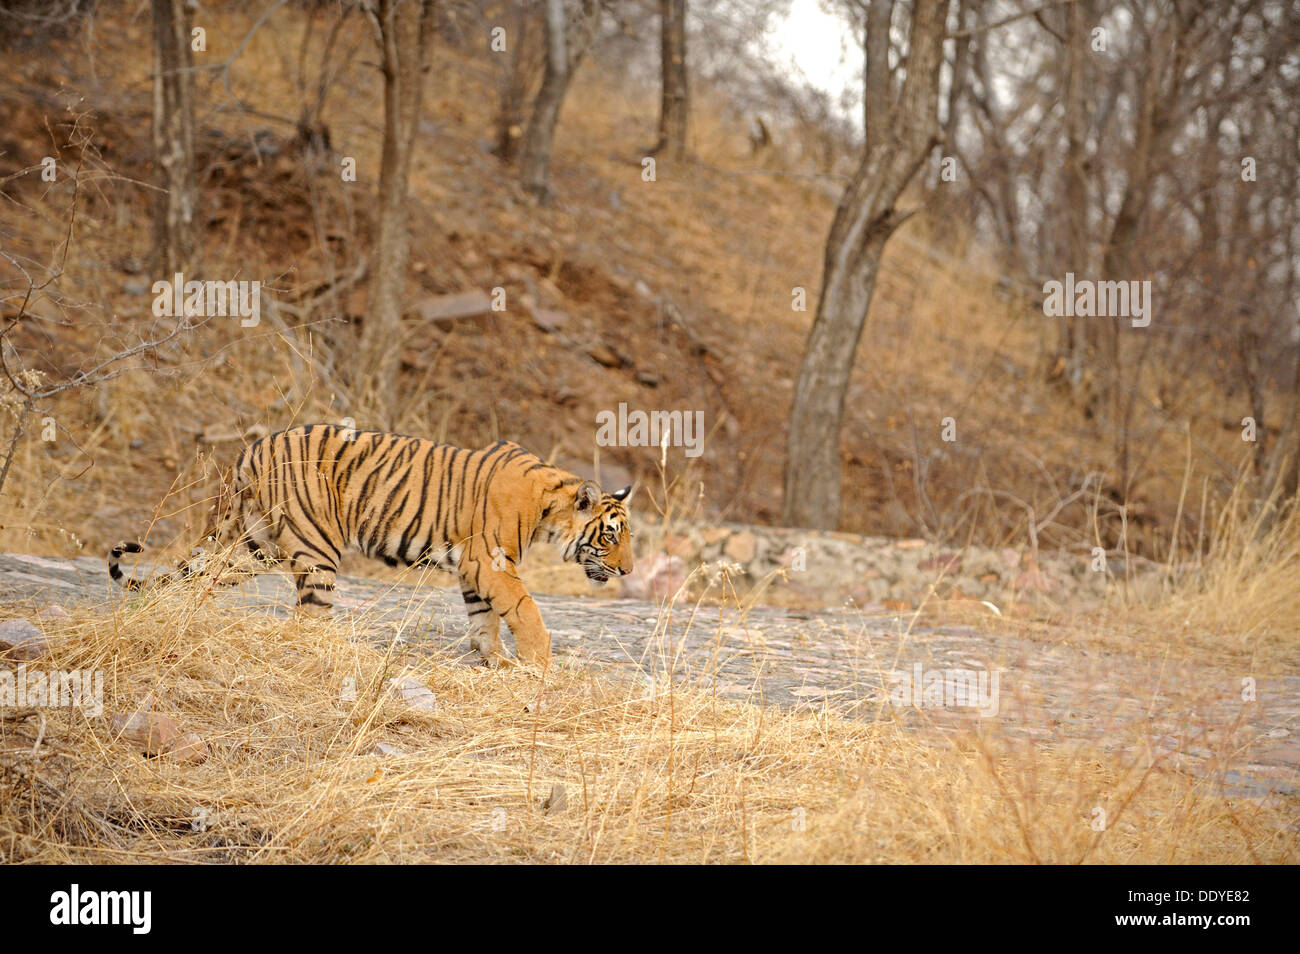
xmin=1 ymin=551 xmax=1297 ymax=803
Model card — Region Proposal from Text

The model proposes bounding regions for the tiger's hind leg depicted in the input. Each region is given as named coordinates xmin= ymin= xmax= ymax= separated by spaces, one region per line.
xmin=462 ymin=586 xmax=503 ymax=664
xmin=291 ymin=557 xmax=338 ymax=617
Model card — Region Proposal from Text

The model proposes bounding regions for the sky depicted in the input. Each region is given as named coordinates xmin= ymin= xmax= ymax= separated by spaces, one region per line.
xmin=765 ymin=0 xmax=863 ymax=115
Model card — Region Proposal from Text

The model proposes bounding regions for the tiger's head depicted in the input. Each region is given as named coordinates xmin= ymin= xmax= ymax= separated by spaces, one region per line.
xmin=546 ymin=482 xmax=635 ymax=584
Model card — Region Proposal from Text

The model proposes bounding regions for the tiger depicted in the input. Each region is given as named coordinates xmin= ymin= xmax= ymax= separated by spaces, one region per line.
xmin=108 ymin=423 xmax=635 ymax=667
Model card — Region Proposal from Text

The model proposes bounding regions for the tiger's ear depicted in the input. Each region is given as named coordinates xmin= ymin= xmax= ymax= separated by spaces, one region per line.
xmin=575 ymin=481 xmax=601 ymax=511
xmin=610 ymin=484 xmax=635 ymax=503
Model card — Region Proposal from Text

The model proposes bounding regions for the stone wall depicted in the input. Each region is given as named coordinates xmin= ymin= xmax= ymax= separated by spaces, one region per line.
xmin=621 ymin=522 xmax=1146 ymax=611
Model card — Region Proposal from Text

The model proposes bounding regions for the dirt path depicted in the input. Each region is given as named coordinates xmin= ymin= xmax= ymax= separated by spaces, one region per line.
xmin=2 ymin=551 xmax=1297 ymax=800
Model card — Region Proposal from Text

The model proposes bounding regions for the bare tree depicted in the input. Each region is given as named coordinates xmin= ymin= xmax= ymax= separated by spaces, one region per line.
xmin=490 ymin=0 xmax=546 ymax=162
xmin=652 ymin=0 xmax=688 ymax=159
xmin=519 ymin=0 xmax=601 ymax=200
xmin=782 ymin=0 xmax=948 ymax=529
xmin=357 ymin=0 xmax=434 ymax=420
xmin=151 ymin=0 xmax=198 ymax=275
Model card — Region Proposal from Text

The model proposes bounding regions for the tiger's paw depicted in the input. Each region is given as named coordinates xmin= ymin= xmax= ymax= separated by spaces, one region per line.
xmin=470 ymin=635 xmax=506 ymax=668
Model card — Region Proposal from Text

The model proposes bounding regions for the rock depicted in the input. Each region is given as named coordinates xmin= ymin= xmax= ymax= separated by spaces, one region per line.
xmin=633 ymin=279 xmax=653 ymax=299
xmin=163 ymin=732 xmax=209 ymax=764
xmin=0 ymin=619 xmax=48 ymax=661
xmin=530 ymin=307 xmax=569 ymax=334
xmin=371 ymin=742 xmax=409 ymax=757
xmin=542 ymin=782 xmax=567 ymax=814
xmin=620 ymin=552 xmax=686 ymax=601
xmin=724 ymin=531 xmax=757 ymax=563
xmin=918 ymin=553 xmax=962 ymax=573
xmin=1013 ymin=562 xmax=1055 ymax=594
xmin=385 ymin=674 xmax=438 ymax=717
xmin=36 ymin=604 xmax=69 ymax=619
xmin=587 ymin=342 xmax=624 ymax=368
xmin=110 ymin=710 xmax=183 ymax=756
xmin=411 ymin=290 xmax=494 ymax=330
xmin=700 ymin=526 xmax=729 ymax=546
xmin=662 ymin=533 xmax=695 ymax=557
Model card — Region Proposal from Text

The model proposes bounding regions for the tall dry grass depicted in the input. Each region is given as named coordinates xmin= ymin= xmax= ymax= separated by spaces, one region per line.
xmin=1121 ymin=474 xmax=1300 ymax=669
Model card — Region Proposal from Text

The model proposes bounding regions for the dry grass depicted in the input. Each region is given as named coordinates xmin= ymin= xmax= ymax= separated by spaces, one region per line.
xmin=1118 ymin=483 xmax=1300 ymax=671
xmin=1 ymin=583 xmax=1293 ymax=865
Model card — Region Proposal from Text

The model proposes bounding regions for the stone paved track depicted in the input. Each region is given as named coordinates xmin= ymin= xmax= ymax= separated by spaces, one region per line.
xmin=2 ymin=552 xmax=1297 ymax=800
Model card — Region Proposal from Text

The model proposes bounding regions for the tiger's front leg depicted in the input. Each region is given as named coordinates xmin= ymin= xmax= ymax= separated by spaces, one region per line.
xmin=462 ymin=586 xmax=503 ymax=664
xmin=463 ymin=560 xmax=551 ymax=667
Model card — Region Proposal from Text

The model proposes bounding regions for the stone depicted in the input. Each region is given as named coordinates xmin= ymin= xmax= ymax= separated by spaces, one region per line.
xmin=620 ymin=552 xmax=686 ymax=601
xmin=0 ymin=619 xmax=48 ymax=661
xmin=724 ymin=531 xmax=757 ymax=563
xmin=700 ymin=526 xmax=729 ymax=546
xmin=110 ymin=710 xmax=183 ymax=756
xmin=918 ymin=553 xmax=962 ymax=573
xmin=36 ymin=604 xmax=69 ymax=619
xmin=1014 ymin=562 xmax=1055 ymax=594
xmin=163 ymin=732 xmax=210 ymax=764
xmin=385 ymin=674 xmax=438 ymax=717
xmin=371 ymin=742 xmax=409 ymax=757
xmin=543 ymin=782 xmax=567 ymax=814
xmin=530 ymin=307 xmax=569 ymax=334
xmin=587 ymin=342 xmax=624 ymax=368
xmin=661 ymin=534 xmax=695 ymax=557
xmin=411 ymin=290 xmax=494 ymax=330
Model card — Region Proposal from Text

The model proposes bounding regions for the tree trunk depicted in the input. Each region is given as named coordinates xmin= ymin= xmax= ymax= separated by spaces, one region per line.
xmin=357 ymin=0 xmax=433 ymax=422
xmin=782 ymin=0 xmax=947 ymax=530
xmin=492 ymin=1 xmax=542 ymax=163
xmin=653 ymin=0 xmax=688 ymax=159
xmin=151 ymin=0 xmax=197 ymax=276
xmin=519 ymin=0 xmax=599 ymax=200
xmin=1061 ymin=0 xmax=1090 ymax=400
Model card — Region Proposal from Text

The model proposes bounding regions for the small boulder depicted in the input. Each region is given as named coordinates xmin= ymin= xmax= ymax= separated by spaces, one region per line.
xmin=0 ymin=619 xmax=48 ymax=662
xmin=587 ymin=342 xmax=624 ymax=368
xmin=542 ymin=782 xmax=567 ymax=815
xmin=620 ymin=552 xmax=686 ymax=601
xmin=530 ymin=307 xmax=569 ymax=334
xmin=110 ymin=710 xmax=184 ymax=756
xmin=723 ymin=531 xmax=758 ymax=564
xmin=918 ymin=553 xmax=962 ymax=573
xmin=163 ymin=732 xmax=210 ymax=764
xmin=384 ymin=674 xmax=438 ymax=718
xmin=412 ymin=290 xmax=494 ymax=330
